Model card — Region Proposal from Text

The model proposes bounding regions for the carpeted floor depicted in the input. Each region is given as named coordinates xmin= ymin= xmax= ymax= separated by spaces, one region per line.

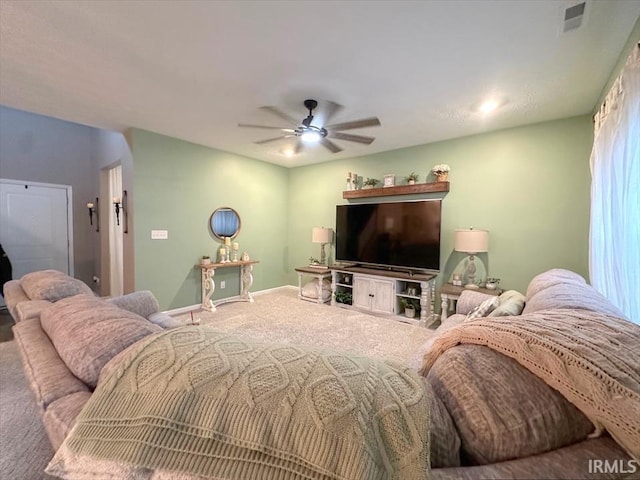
xmin=175 ymin=287 xmax=436 ymax=367
xmin=0 ymin=339 xmax=56 ymax=479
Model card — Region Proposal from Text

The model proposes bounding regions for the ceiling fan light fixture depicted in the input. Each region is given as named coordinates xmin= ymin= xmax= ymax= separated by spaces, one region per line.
xmin=300 ymin=129 xmax=322 ymax=143
xmin=240 ymin=99 xmax=380 ymax=154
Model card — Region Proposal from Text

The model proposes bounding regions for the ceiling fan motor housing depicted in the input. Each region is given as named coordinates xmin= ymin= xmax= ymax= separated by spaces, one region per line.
xmin=302 ymin=99 xmax=318 ymax=127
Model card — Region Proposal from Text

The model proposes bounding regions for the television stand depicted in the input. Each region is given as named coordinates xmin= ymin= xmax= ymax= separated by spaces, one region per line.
xmin=329 ymin=266 xmax=437 ymax=327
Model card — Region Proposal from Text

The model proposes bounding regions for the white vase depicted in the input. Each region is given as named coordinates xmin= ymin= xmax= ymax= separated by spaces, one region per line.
xmin=404 ymin=307 xmax=415 ymax=318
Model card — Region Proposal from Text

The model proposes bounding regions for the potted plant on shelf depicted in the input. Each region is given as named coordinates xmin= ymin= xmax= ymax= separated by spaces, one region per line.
xmin=405 ymin=172 xmax=419 ymax=185
xmin=431 ymin=164 xmax=450 ymax=182
xmin=309 ymin=257 xmax=321 ymax=266
xmin=363 ymin=178 xmax=379 ymax=189
xmin=334 ymin=291 xmax=353 ymax=305
xmin=399 ymin=297 xmax=420 ymax=318
xmin=200 ymin=255 xmax=211 ymax=266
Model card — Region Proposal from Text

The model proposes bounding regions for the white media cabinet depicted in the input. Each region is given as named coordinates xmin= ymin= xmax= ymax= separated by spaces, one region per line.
xmin=330 ymin=266 xmax=437 ymax=326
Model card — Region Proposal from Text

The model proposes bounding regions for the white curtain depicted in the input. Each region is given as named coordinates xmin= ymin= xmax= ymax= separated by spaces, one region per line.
xmin=589 ymin=44 xmax=640 ymax=323
xmin=109 ymin=165 xmax=123 ymax=296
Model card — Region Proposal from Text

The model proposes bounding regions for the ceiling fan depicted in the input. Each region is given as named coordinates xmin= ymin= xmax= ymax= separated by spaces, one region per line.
xmin=238 ymin=99 xmax=381 ymax=154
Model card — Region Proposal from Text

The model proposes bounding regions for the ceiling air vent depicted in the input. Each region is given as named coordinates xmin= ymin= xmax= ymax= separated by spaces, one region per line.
xmin=563 ymin=2 xmax=586 ymax=32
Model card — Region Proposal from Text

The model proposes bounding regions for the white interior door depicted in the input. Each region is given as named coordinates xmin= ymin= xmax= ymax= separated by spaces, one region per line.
xmin=0 ymin=179 xmax=72 ymax=280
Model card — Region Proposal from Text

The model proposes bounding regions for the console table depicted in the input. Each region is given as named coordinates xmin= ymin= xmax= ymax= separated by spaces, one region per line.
xmin=197 ymin=260 xmax=259 ymax=312
xmin=440 ymin=283 xmax=501 ymax=322
xmin=295 ymin=266 xmax=332 ymax=304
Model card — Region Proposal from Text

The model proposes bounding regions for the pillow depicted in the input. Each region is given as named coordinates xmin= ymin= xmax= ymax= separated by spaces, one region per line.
xmin=465 ymin=296 xmax=499 ymax=320
xmin=106 ymin=290 xmax=160 ymax=319
xmin=20 ymin=270 xmax=93 ymax=302
xmin=455 ymin=290 xmax=497 ymax=315
xmin=301 ymin=278 xmax=331 ymax=301
xmin=488 ymin=290 xmax=526 ymax=317
xmin=426 ymin=345 xmax=594 ymax=465
xmin=41 ymin=294 xmax=162 ymax=387
xmin=148 ymin=312 xmax=183 ymax=329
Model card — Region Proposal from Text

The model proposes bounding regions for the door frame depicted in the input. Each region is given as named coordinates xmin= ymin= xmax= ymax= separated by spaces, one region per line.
xmin=0 ymin=178 xmax=75 ymax=275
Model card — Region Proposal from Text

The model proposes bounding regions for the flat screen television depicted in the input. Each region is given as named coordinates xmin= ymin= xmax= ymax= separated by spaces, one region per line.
xmin=335 ymin=200 xmax=441 ymax=272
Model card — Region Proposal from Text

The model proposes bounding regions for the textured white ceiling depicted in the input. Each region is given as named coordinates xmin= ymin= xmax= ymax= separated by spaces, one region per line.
xmin=1 ymin=1 xmax=638 ymax=167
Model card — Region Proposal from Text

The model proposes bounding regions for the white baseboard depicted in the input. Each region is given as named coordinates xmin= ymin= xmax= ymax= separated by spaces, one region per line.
xmin=163 ymin=285 xmax=297 ymax=315
xmin=252 ymin=285 xmax=296 ymax=296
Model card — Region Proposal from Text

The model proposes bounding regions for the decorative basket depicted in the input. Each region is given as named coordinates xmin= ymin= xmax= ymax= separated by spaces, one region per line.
xmin=436 ymin=173 xmax=449 ymax=182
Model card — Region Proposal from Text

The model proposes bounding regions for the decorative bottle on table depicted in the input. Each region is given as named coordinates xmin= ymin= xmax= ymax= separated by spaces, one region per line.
xmin=223 ymin=237 xmax=231 ymax=262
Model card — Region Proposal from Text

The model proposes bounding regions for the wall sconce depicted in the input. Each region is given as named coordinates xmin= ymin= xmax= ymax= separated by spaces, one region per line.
xmin=113 ymin=191 xmax=129 ymax=234
xmin=87 ymin=198 xmax=99 ymax=232
xmin=112 ymin=196 xmax=122 ymax=226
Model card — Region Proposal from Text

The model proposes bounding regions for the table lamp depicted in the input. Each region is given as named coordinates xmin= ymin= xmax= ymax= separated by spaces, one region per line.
xmin=312 ymin=227 xmax=333 ymax=266
xmin=454 ymin=228 xmax=489 ymax=289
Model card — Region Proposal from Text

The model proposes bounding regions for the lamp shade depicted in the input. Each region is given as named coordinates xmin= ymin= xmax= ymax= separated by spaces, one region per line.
xmin=454 ymin=228 xmax=489 ymax=253
xmin=312 ymin=227 xmax=333 ymax=244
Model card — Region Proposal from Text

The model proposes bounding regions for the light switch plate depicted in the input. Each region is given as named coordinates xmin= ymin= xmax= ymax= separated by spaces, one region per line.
xmin=151 ymin=230 xmax=168 ymax=240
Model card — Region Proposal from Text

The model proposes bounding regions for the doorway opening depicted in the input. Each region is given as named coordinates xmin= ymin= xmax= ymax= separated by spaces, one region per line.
xmin=107 ymin=165 xmax=123 ymax=296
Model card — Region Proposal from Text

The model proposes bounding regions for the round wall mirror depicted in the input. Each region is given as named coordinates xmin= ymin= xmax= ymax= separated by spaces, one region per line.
xmin=209 ymin=207 xmax=241 ymax=240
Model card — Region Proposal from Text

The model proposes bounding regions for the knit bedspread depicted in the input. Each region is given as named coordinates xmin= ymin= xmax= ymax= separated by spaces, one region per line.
xmin=420 ymin=308 xmax=640 ymax=461
xmin=65 ymin=326 xmax=431 ymax=480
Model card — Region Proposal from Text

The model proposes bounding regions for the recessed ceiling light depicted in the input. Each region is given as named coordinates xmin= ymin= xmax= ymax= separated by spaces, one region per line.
xmin=479 ymin=100 xmax=499 ymax=115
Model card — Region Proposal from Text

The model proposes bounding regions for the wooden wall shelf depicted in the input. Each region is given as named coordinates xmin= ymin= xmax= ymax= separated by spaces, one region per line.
xmin=343 ymin=182 xmax=449 ymax=199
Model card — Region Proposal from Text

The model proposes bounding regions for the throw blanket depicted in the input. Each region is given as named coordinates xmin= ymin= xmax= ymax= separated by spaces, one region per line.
xmin=420 ymin=308 xmax=640 ymax=461
xmin=64 ymin=326 xmax=430 ymax=480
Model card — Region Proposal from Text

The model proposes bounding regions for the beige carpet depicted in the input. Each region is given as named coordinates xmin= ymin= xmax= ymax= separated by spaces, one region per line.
xmin=175 ymin=287 xmax=436 ymax=367
xmin=0 ymin=339 xmax=56 ymax=479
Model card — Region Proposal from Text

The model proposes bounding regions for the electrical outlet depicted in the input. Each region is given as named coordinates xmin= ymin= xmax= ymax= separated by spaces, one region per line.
xmin=220 ymin=281 xmax=226 ymax=289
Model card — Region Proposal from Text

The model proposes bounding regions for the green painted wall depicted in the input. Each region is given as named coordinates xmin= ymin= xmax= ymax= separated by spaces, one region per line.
xmin=130 ymin=129 xmax=289 ymax=310
xmin=129 ymin=116 xmax=592 ymax=309
xmin=288 ymin=115 xmax=593 ymax=295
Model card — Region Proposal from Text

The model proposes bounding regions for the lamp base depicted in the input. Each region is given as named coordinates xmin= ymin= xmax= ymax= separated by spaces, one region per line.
xmin=464 ymin=283 xmax=479 ymax=289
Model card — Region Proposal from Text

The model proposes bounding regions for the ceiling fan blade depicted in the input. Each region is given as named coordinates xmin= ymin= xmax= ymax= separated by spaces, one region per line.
xmin=294 ymin=139 xmax=305 ymax=154
xmin=326 ymin=117 xmax=381 ymax=131
xmin=321 ymin=138 xmax=343 ymax=153
xmin=323 ymin=101 xmax=344 ymax=125
xmin=260 ymin=106 xmax=300 ymax=126
xmin=238 ymin=123 xmax=295 ymax=132
xmin=331 ymin=132 xmax=375 ymax=144
xmin=254 ymin=135 xmax=295 ymax=145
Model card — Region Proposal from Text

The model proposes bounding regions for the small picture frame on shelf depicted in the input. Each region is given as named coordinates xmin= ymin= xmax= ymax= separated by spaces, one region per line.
xmin=383 ymin=174 xmax=395 ymax=187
